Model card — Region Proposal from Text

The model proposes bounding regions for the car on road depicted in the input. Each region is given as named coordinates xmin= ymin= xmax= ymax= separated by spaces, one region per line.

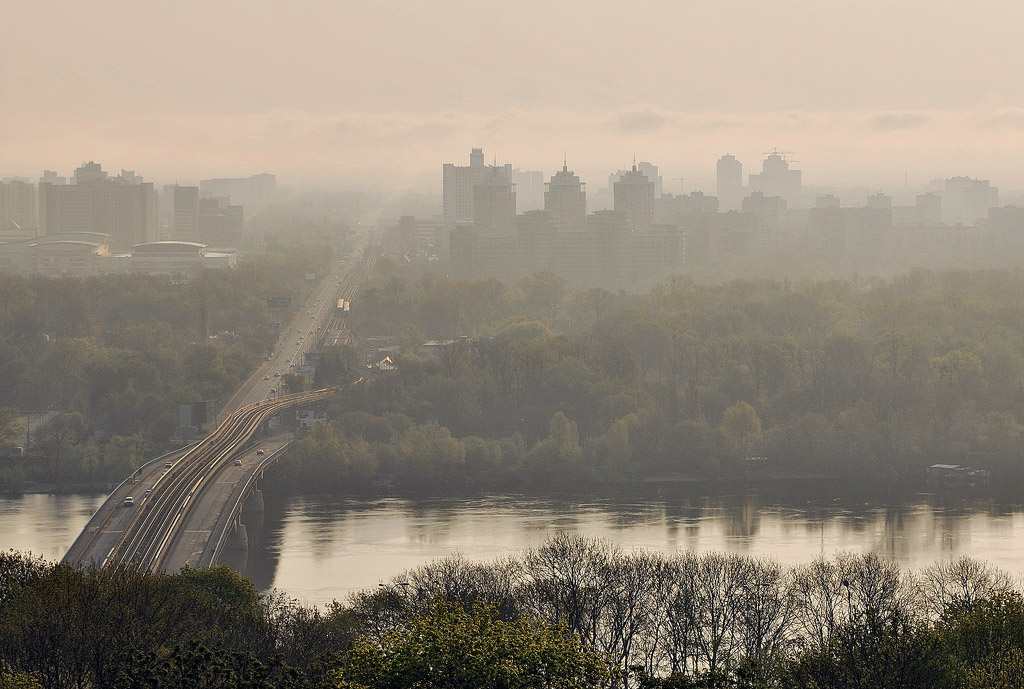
xmin=233 ymin=458 xmax=243 ymax=466
xmin=274 ymin=372 xmax=281 ymax=377
xmin=264 ymin=375 xmax=270 ymax=380
xmin=257 ymin=449 xmax=265 ymax=455
xmin=164 ymin=462 xmax=173 ymax=468
xmin=144 ymin=489 xmax=152 ymax=497
xmin=123 ymin=497 xmax=134 ymax=507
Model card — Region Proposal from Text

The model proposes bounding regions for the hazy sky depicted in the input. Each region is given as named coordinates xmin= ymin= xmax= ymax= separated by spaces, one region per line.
xmin=5 ymin=0 xmax=1024 ymax=192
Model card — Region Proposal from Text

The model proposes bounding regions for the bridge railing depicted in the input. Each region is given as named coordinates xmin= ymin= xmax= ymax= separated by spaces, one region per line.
xmin=203 ymin=440 xmax=293 ymax=568
xmin=61 ymin=442 xmax=197 ymax=565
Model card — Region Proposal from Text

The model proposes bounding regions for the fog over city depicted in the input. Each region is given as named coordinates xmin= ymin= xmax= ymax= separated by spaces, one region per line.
xmin=12 ymin=3 xmax=1024 ymax=687
xmin=5 ymin=1 xmax=1024 ymax=190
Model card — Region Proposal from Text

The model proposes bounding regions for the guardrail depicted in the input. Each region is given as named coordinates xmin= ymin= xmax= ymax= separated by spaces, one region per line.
xmin=60 ymin=442 xmax=197 ymax=564
xmin=202 ymin=440 xmax=294 ymax=567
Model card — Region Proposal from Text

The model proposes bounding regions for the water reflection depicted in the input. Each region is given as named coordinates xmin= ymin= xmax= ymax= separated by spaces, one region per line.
xmin=7 ymin=490 xmax=1024 ymax=610
xmin=0 ymin=493 xmax=106 ymax=561
xmin=243 ymin=489 xmax=1024 ymax=607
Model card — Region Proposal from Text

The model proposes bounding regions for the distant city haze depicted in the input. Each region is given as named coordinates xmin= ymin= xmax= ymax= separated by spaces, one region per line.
xmin=5 ymin=1 xmax=1024 ymax=191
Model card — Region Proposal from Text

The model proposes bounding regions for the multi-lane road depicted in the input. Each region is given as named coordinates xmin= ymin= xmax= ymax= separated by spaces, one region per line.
xmin=64 ymin=236 xmax=377 ymax=571
xmin=220 ymin=249 xmax=372 ymax=415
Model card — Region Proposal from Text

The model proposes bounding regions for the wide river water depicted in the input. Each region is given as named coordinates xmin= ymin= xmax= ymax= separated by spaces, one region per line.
xmin=6 ymin=487 xmax=1024 ymax=607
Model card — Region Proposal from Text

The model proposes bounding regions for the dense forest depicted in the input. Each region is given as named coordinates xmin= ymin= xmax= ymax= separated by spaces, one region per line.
xmin=6 ymin=257 xmax=1024 ymax=492
xmin=285 ymin=264 xmax=1024 ymax=490
xmin=0 ymin=245 xmax=333 ymax=489
xmin=2 ymin=541 xmax=1024 ymax=688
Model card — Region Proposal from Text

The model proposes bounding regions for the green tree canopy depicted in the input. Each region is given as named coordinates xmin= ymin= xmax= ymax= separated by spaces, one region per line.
xmin=339 ymin=601 xmax=613 ymax=689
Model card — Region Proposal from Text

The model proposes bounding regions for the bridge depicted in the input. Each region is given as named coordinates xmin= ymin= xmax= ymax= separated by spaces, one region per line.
xmin=63 ymin=390 xmax=333 ymax=571
xmin=64 ymin=238 xmax=379 ymax=571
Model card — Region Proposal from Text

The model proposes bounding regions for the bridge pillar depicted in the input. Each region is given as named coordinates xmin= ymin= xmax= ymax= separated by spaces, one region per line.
xmin=244 ymin=489 xmax=265 ymax=515
xmin=225 ymin=523 xmax=248 ymax=555
xmin=219 ymin=522 xmax=249 ymax=572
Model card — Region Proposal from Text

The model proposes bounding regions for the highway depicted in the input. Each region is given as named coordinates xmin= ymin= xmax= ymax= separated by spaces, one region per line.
xmin=219 ymin=243 xmax=376 ymax=416
xmin=64 ymin=234 xmax=378 ymax=570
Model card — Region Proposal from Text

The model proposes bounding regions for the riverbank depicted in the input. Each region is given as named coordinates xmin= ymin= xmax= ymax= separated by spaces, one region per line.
xmin=0 ymin=481 xmax=111 ymax=496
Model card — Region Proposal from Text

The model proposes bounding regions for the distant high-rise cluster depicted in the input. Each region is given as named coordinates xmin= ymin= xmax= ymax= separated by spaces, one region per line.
xmin=418 ymin=148 xmax=1016 ymax=289
xmin=0 ymin=160 xmax=266 ymax=277
xmin=38 ymin=161 xmax=157 ymax=249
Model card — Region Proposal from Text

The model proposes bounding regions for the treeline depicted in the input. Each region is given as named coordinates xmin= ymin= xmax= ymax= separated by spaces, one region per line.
xmin=316 ymin=266 xmax=1024 ymax=487
xmin=3 ymin=541 xmax=1024 ymax=688
xmin=0 ymin=245 xmax=332 ymax=489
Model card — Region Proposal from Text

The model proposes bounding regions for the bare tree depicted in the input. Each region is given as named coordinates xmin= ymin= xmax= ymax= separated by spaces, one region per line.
xmin=920 ymin=556 xmax=1016 ymax=620
xmin=598 ymin=550 xmax=662 ymax=677
xmin=522 ymin=534 xmax=617 ymax=649
xmin=687 ymin=553 xmax=749 ymax=675
xmin=790 ymin=555 xmax=853 ymax=650
xmin=435 ymin=337 xmax=469 ymax=378
xmin=736 ymin=557 xmax=792 ymax=675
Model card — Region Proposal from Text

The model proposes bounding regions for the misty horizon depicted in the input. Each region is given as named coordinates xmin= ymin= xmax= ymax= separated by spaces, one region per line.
xmin=6 ymin=1 xmax=1024 ymax=190
xmin=5 ymin=145 xmax=1024 ymax=203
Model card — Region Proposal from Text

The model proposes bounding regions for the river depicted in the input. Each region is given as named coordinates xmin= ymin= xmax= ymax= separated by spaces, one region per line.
xmin=6 ymin=488 xmax=1024 ymax=607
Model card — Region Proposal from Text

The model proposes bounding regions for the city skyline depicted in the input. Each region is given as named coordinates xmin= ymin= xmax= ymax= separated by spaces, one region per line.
xmin=6 ymin=146 xmax=1024 ymax=203
xmin=5 ymin=1 xmax=1024 ymax=189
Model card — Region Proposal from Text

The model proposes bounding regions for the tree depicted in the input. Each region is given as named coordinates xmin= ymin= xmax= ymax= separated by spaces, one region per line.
xmin=339 ymin=601 xmax=613 ymax=689
xmin=0 ymin=661 xmax=40 ymax=689
xmin=529 ymin=413 xmax=583 ymax=473
xmin=517 ymin=271 xmax=565 ymax=324
xmin=784 ymin=607 xmax=942 ymax=689
xmin=920 ymin=557 xmax=1015 ymax=620
xmin=718 ymin=402 xmax=762 ymax=458
xmin=936 ymin=593 xmax=1024 ymax=689
xmin=34 ymin=413 xmax=88 ymax=481
xmin=0 ymin=408 xmax=18 ymax=448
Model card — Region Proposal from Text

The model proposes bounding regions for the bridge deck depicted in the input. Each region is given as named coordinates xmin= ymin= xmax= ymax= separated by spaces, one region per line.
xmin=63 ymin=251 xmax=365 ymax=570
xmin=164 ymin=432 xmax=293 ymax=569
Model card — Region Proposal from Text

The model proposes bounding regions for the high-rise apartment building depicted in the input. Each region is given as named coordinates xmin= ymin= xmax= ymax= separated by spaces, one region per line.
xmin=637 ymin=162 xmax=662 ymax=198
xmin=0 ymin=180 xmax=38 ymax=232
xmin=613 ymin=164 xmax=654 ymax=232
xmin=942 ymin=177 xmax=998 ymax=226
xmin=72 ymin=161 xmax=108 ymax=185
xmin=198 ymin=197 xmax=244 ymax=247
xmin=716 ymin=154 xmax=743 ymax=211
xmin=917 ymin=193 xmax=942 ymax=225
xmin=513 ymin=169 xmax=545 ymax=212
xmin=40 ymin=162 xmax=156 ymax=249
xmin=442 ymin=149 xmax=513 ymax=230
xmin=544 ymin=161 xmax=586 ymax=234
xmin=749 ymin=151 xmax=801 ymax=204
xmin=865 ymin=192 xmax=892 ymax=210
xmin=165 ymin=185 xmax=199 ymax=242
xmin=517 ymin=210 xmax=557 ymax=274
xmin=472 ymin=165 xmax=516 ymax=236
xmin=199 ymin=173 xmax=275 ymax=218
xmin=39 ymin=170 xmax=66 ymax=186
